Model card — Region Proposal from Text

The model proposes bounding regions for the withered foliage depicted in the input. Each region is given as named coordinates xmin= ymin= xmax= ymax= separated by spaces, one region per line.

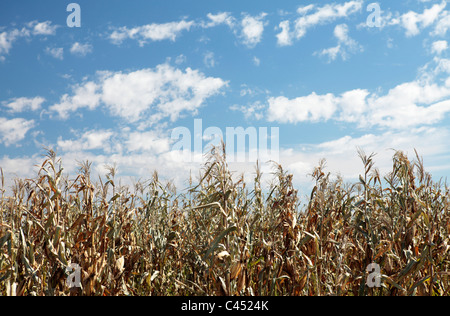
xmin=0 ymin=147 xmax=449 ymax=296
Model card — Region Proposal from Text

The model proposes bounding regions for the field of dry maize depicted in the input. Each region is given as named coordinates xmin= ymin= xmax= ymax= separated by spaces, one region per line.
xmin=0 ymin=146 xmax=449 ymax=296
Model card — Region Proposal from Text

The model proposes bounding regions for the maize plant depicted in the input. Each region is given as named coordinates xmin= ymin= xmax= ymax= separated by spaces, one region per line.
xmin=0 ymin=147 xmax=449 ymax=296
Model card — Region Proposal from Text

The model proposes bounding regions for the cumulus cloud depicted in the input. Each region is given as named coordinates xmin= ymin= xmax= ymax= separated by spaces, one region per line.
xmin=0 ymin=117 xmax=35 ymax=146
xmin=0 ymin=21 xmax=57 ymax=61
xmin=276 ymin=1 xmax=363 ymax=46
xmin=281 ymin=126 xmax=450 ymax=188
xmin=203 ymin=12 xmax=235 ymax=28
xmin=240 ymin=13 xmax=268 ymax=48
xmin=109 ymin=20 xmax=195 ymax=45
xmin=50 ymin=126 xmax=200 ymax=190
xmin=267 ymin=57 xmax=450 ymax=129
xmin=253 ymin=56 xmax=261 ymax=66
xmin=0 ymin=156 xmax=37 ymax=183
xmin=50 ymin=63 xmax=228 ymax=123
xmin=108 ymin=12 xmax=269 ymax=49
xmin=175 ymin=54 xmax=187 ymax=65
xmin=100 ymin=65 xmax=227 ymax=123
xmin=45 ymin=47 xmax=64 ymax=60
xmin=432 ymin=10 xmax=450 ymax=36
xmin=204 ymin=11 xmax=269 ymax=48
xmin=297 ymin=4 xmax=316 ymax=16
xmin=268 ymin=93 xmax=338 ymax=123
xmin=361 ymin=1 xmax=450 ymax=38
xmin=29 ymin=21 xmax=58 ymax=36
xmin=57 ymin=130 xmax=114 ymax=153
xmin=70 ymin=42 xmax=93 ymax=56
xmin=2 ymin=96 xmax=45 ymax=113
xmin=0 ymin=28 xmax=29 ymax=61
xmin=50 ymin=81 xmax=101 ymax=119
xmin=203 ymin=51 xmax=216 ymax=68
xmin=276 ymin=20 xmax=292 ymax=46
xmin=399 ymin=1 xmax=446 ymax=36
xmin=268 ymin=81 xmax=450 ymax=129
xmin=125 ymin=130 xmax=170 ymax=153
xmin=230 ymin=101 xmax=265 ymax=120
xmin=315 ymin=24 xmax=363 ymax=61
xmin=431 ymin=40 xmax=448 ymax=55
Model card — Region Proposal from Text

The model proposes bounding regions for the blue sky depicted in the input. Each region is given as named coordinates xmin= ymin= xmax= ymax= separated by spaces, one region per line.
xmin=1 ymin=0 xmax=450 ymax=192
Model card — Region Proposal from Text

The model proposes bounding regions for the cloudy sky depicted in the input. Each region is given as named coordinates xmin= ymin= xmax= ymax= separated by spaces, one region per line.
xmin=1 ymin=0 xmax=450 ymax=193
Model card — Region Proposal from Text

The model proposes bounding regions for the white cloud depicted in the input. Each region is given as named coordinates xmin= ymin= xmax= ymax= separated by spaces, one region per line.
xmin=366 ymin=80 xmax=450 ymax=128
xmin=60 ymin=150 xmax=201 ymax=190
xmin=203 ymin=12 xmax=269 ymax=48
xmin=0 ymin=21 xmax=57 ymax=60
xmin=175 ymin=54 xmax=187 ymax=65
xmin=276 ymin=1 xmax=363 ymax=46
xmin=276 ymin=21 xmax=292 ymax=46
xmin=70 ymin=42 xmax=93 ymax=56
xmin=2 ymin=96 xmax=45 ymax=113
xmin=400 ymin=1 xmax=446 ymax=36
xmin=268 ymin=57 xmax=450 ymax=129
xmin=50 ymin=127 xmax=201 ymax=190
xmin=338 ymin=89 xmax=370 ymax=122
xmin=110 ymin=20 xmax=195 ymax=45
xmin=57 ymin=129 xmax=114 ymax=153
xmin=268 ymin=81 xmax=450 ymax=129
xmin=0 ymin=28 xmax=29 ymax=59
xmin=101 ymin=65 xmax=227 ymax=123
xmin=108 ymin=12 xmax=269 ymax=49
xmin=230 ymin=101 xmax=265 ymax=120
xmin=268 ymin=93 xmax=338 ymax=123
xmin=45 ymin=47 xmax=64 ymax=60
xmin=203 ymin=51 xmax=216 ymax=68
xmin=0 ymin=117 xmax=35 ymax=146
xmin=240 ymin=13 xmax=268 ymax=48
xmin=29 ymin=21 xmax=58 ymax=36
xmin=297 ymin=4 xmax=315 ymax=16
xmin=50 ymin=64 xmax=228 ymax=123
xmin=387 ymin=37 xmax=395 ymax=49
xmin=0 ymin=156 xmax=37 ymax=183
xmin=0 ymin=31 xmax=17 ymax=56
xmin=126 ymin=131 xmax=170 ymax=153
xmin=364 ymin=1 xmax=450 ymax=37
xmin=315 ymin=24 xmax=363 ymax=61
xmin=203 ymin=12 xmax=235 ymax=28
xmin=281 ymin=126 xmax=450 ymax=188
xmin=431 ymin=40 xmax=448 ymax=55
xmin=50 ymin=81 xmax=101 ymax=119
xmin=317 ymin=45 xmax=341 ymax=61
xmin=432 ymin=56 xmax=450 ymax=73
xmin=253 ymin=56 xmax=261 ymax=66
xmin=432 ymin=11 xmax=450 ymax=36
xmin=109 ymin=11 xmax=269 ymax=48
xmin=238 ymin=84 xmax=269 ymax=97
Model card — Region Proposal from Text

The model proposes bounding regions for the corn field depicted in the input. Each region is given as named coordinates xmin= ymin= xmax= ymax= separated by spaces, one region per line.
xmin=0 ymin=146 xmax=449 ymax=296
